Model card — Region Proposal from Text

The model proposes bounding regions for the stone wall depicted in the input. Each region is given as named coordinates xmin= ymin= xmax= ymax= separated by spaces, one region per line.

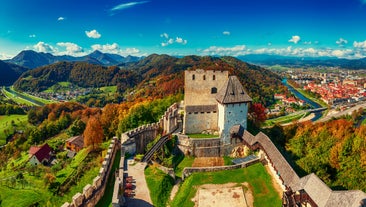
xmin=121 ymin=103 xmax=179 ymax=155
xmin=184 ymin=69 xmax=229 ymax=106
xmin=184 ymin=111 xmax=218 ymax=134
xmin=182 ymin=156 xmax=260 ymax=180
xmin=112 ymin=146 xmax=126 ymax=207
xmin=177 ymin=135 xmax=240 ymax=157
xmin=61 ymin=137 xmax=119 ymax=207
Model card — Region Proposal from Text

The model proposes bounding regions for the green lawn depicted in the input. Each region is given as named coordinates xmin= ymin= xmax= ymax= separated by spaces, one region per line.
xmin=187 ymin=134 xmax=219 ymax=139
xmin=170 ymin=163 xmax=281 ymax=207
xmin=0 ymin=114 xmax=28 ymax=145
xmin=174 ymin=156 xmax=195 ymax=179
xmin=145 ymin=166 xmax=175 ymax=207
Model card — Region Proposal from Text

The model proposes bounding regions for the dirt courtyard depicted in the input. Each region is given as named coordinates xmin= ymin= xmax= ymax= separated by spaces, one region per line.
xmin=192 ymin=157 xmax=224 ymax=167
xmin=192 ymin=183 xmax=253 ymax=207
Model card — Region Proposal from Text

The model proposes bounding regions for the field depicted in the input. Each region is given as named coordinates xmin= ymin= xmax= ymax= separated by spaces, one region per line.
xmin=170 ymin=163 xmax=281 ymax=207
xmin=0 ymin=114 xmax=28 ymax=145
xmin=2 ymin=87 xmax=54 ymax=106
xmin=264 ymin=111 xmax=309 ymax=126
xmin=100 ymin=86 xmax=117 ymax=93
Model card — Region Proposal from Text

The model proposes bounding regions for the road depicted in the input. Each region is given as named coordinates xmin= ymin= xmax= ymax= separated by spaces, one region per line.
xmin=315 ymin=103 xmax=366 ymax=123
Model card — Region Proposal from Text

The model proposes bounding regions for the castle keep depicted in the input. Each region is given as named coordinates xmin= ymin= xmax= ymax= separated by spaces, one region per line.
xmin=183 ymin=69 xmax=252 ymax=144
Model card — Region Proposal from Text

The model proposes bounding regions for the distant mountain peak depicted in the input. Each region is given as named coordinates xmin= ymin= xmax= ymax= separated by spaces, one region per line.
xmin=7 ymin=50 xmax=143 ymax=69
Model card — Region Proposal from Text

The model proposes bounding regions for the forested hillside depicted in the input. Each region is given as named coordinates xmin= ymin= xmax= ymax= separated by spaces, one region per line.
xmin=14 ymin=54 xmax=287 ymax=106
xmin=281 ymin=118 xmax=366 ymax=191
xmin=0 ymin=60 xmax=28 ymax=86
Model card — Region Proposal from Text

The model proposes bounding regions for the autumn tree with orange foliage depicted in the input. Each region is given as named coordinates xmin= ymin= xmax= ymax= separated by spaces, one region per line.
xmin=83 ymin=116 xmax=104 ymax=150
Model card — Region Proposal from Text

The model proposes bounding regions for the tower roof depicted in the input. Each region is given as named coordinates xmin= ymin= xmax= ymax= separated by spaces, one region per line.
xmin=216 ymin=76 xmax=252 ymax=104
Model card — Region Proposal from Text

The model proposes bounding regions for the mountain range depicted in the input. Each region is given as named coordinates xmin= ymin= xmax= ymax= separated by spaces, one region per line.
xmin=5 ymin=50 xmax=143 ymax=69
xmin=238 ymin=54 xmax=366 ymax=69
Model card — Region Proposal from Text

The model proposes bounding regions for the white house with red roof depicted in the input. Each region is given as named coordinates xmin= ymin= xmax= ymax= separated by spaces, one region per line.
xmin=29 ymin=143 xmax=52 ymax=166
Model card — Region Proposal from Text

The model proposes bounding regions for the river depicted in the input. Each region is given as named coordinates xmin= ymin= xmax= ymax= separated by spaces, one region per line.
xmin=282 ymin=79 xmax=323 ymax=121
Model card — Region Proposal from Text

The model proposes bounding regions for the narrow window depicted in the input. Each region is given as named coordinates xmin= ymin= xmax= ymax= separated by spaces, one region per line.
xmin=203 ymin=75 xmax=206 ymax=80
xmin=213 ymin=75 xmax=216 ymax=80
xmin=211 ymin=87 xmax=217 ymax=94
xmin=192 ymin=74 xmax=195 ymax=80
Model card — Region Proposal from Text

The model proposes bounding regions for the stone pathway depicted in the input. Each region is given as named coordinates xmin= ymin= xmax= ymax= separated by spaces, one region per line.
xmin=126 ymin=160 xmax=153 ymax=207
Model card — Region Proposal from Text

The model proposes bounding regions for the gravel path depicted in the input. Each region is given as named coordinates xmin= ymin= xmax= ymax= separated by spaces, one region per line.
xmin=125 ymin=160 xmax=153 ymax=207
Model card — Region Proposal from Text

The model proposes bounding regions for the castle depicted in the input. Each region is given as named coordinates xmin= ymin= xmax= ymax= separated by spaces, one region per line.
xmin=183 ymin=69 xmax=252 ymax=144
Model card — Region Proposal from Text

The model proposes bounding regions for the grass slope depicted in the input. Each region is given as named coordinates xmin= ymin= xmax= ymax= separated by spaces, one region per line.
xmin=145 ymin=166 xmax=175 ymax=207
xmin=0 ymin=114 xmax=28 ymax=145
xmin=171 ymin=163 xmax=281 ymax=207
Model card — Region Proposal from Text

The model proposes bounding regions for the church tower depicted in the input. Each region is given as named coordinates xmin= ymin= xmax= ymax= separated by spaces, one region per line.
xmin=216 ymin=76 xmax=252 ymax=144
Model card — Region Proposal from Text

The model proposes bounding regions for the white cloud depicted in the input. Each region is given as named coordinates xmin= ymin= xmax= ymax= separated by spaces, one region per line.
xmin=336 ymin=38 xmax=348 ymax=46
xmin=57 ymin=42 xmax=84 ymax=56
xmin=29 ymin=34 xmax=36 ymax=38
xmin=175 ymin=37 xmax=187 ymax=45
xmin=57 ymin=17 xmax=65 ymax=21
xmin=0 ymin=53 xmax=12 ymax=60
xmin=33 ymin=41 xmax=57 ymax=53
xmin=223 ymin=31 xmax=230 ymax=36
xmin=288 ymin=35 xmax=301 ymax=44
xmin=110 ymin=1 xmax=149 ymax=15
xmin=160 ymin=33 xmax=169 ymax=39
xmin=91 ymin=43 xmax=141 ymax=56
xmin=353 ymin=40 xmax=366 ymax=49
xmin=160 ymin=33 xmax=187 ymax=47
xmin=202 ymin=45 xmax=247 ymax=56
xmin=303 ymin=41 xmax=311 ymax=45
xmin=85 ymin=30 xmax=101 ymax=39
xmin=200 ymin=44 xmax=362 ymax=58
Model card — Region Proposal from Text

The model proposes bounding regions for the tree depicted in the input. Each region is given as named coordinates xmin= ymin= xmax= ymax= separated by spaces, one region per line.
xmin=67 ymin=118 xmax=86 ymax=136
xmin=83 ymin=116 xmax=104 ymax=150
xmin=249 ymin=103 xmax=267 ymax=127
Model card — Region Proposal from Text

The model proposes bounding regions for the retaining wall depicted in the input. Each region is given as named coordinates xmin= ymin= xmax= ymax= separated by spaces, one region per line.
xmin=61 ymin=137 xmax=119 ymax=207
xmin=182 ymin=157 xmax=260 ymax=180
xmin=177 ymin=135 xmax=240 ymax=157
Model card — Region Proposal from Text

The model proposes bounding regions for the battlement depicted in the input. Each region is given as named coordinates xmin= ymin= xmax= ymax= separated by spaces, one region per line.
xmin=121 ymin=102 xmax=180 ymax=154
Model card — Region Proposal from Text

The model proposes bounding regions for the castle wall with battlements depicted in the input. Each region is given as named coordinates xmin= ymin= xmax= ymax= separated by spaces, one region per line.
xmin=184 ymin=69 xmax=228 ymax=106
xmin=121 ymin=103 xmax=179 ymax=154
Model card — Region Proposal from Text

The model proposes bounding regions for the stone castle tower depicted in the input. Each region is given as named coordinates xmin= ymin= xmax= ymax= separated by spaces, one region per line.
xmin=183 ymin=69 xmax=252 ymax=144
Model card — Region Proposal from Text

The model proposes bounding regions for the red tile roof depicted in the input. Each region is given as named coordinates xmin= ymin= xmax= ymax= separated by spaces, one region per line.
xmin=29 ymin=143 xmax=51 ymax=163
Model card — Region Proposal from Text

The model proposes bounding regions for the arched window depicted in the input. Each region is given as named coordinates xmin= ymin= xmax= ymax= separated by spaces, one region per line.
xmin=211 ymin=87 xmax=217 ymax=94
xmin=203 ymin=75 xmax=206 ymax=80
xmin=192 ymin=74 xmax=195 ymax=80
xmin=213 ymin=75 xmax=216 ymax=80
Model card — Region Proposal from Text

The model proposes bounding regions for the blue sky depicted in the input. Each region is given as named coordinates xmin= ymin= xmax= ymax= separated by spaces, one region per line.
xmin=1 ymin=0 xmax=366 ymax=59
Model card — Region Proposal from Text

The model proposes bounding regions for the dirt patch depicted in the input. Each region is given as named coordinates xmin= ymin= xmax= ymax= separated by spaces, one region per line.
xmin=192 ymin=157 xmax=224 ymax=167
xmin=192 ymin=183 xmax=253 ymax=207
xmin=265 ymin=165 xmax=284 ymax=197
